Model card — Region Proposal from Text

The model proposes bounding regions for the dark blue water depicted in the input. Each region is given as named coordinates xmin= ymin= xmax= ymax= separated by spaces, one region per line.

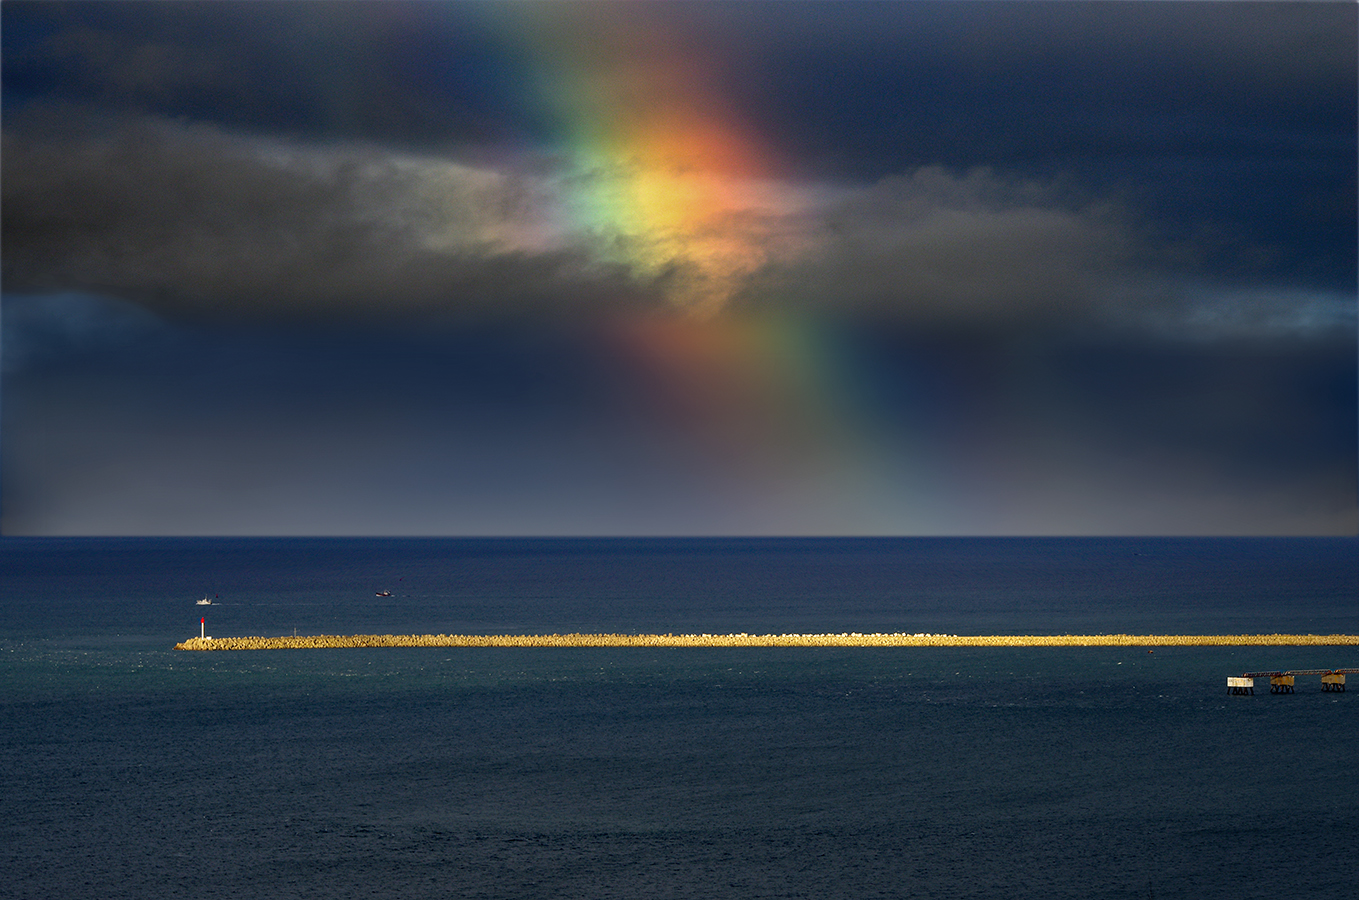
xmin=3 ymin=538 xmax=1356 ymax=899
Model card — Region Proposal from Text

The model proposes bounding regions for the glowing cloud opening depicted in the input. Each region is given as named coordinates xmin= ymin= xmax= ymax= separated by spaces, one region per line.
xmin=499 ymin=3 xmax=794 ymax=318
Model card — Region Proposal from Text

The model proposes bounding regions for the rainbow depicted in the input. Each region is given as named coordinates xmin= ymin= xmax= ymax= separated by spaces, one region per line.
xmin=502 ymin=2 xmax=793 ymax=318
xmin=496 ymin=4 xmax=948 ymax=529
xmin=404 ymin=4 xmax=953 ymax=531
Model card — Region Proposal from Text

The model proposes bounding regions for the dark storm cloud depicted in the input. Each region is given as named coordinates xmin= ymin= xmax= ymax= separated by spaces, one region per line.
xmin=6 ymin=290 xmax=1353 ymax=535
xmin=8 ymin=2 xmax=1349 ymax=156
xmin=0 ymin=0 xmax=527 ymax=145
xmin=3 ymin=118 xmax=1350 ymax=336
xmin=2 ymin=1 xmax=1354 ymax=536
xmin=0 ymin=291 xmax=743 ymax=535
xmin=1 ymin=119 xmax=669 ymax=320
xmin=705 ymin=0 xmax=1354 ymax=172
xmin=706 ymin=0 xmax=1357 ymax=291
xmin=736 ymin=167 xmax=1134 ymax=325
xmin=3 ymin=0 xmax=1353 ymax=311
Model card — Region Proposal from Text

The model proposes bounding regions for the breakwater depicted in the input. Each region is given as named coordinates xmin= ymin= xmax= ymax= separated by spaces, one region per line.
xmin=174 ymin=633 xmax=1359 ymax=651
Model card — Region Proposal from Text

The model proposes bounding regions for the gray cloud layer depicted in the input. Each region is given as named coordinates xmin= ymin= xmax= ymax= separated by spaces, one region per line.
xmin=2 ymin=121 xmax=659 ymax=320
xmin=739 ymin=168 xmax=1131 ymax=324
xmin=6 ymin=116 xmax=1347 ymax=338
xmin=4 ymin=1 xmax=1352 ymax=332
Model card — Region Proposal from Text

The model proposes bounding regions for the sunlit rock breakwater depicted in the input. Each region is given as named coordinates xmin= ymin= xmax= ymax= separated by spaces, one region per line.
xmin=174 ymin=633 xmax=1359 ymax=650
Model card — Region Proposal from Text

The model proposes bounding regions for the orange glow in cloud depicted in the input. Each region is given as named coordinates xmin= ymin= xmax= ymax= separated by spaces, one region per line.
xmin=506 ymin=4 xmax=798 ymax=317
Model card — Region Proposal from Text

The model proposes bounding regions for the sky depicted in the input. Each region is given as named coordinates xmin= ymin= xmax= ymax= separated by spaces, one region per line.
xmin=2 ymin=0 xmax=1355 ymax=536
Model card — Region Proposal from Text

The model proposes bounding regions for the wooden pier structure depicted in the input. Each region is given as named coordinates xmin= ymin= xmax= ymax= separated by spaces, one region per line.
xmin=1228 ymin=669 xmax=1354 ymax=695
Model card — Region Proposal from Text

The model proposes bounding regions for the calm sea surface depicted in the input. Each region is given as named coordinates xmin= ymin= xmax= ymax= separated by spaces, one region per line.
xmin=2 ymin=538 xmax=1356 ymax=899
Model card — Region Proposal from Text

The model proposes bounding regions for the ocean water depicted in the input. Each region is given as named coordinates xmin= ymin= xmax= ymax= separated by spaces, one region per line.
xmin=2 ymin=537 xmax=1356 ymax=900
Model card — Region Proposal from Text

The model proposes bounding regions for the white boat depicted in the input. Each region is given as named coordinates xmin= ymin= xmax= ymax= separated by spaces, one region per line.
xmin=196 ymin=597 xmax=212 ymax=606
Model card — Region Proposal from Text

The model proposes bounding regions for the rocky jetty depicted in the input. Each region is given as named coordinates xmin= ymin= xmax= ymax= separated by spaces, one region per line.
xmin=174 ymin=633 xmax=1359 ymax=650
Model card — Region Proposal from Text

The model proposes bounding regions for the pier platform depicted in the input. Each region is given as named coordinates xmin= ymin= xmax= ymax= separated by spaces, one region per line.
xmin=1231 ymin=669 xmax=1355 ymax=694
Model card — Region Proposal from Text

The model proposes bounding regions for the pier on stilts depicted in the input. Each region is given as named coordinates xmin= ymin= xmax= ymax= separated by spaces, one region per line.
xmin=1227 ymin=669 xmax=1355 ymax=695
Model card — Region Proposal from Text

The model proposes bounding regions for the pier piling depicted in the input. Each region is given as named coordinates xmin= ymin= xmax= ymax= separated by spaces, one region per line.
xmin=1269 ymin=675 xmax=1295 ymax=694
